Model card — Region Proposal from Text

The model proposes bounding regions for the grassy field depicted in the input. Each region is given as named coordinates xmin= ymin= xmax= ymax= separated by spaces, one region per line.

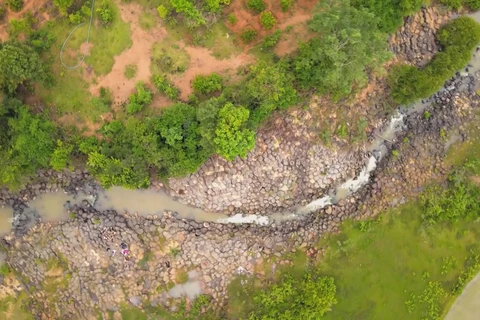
xmin=35 ymin=0 xmax=131 ymax=124
xmin=319 ymin=206 xmax=479 ymax=320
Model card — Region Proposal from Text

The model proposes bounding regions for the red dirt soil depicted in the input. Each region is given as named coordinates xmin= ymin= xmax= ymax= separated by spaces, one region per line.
xmin=0 ymin=0 xmax=53 ymax=42
xmin=171 ymin=45 xmax=255 ymax=100
xmin=224 ymin=0 xmax=317 ymax=51
xmin=89 ymin=2 xmax=168 ymax=107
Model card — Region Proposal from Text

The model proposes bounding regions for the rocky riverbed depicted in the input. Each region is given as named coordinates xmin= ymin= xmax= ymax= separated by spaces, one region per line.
xmin=1 ymin=8 xmax=480 ymax=320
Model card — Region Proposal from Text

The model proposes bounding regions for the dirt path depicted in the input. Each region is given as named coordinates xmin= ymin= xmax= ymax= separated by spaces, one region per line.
xmin=89 ymin=1 xmax=167 ymax=106
xmin=444 ymin=271 xmax=480 ymax=320
xmin=171 ymin=45 xmax=255 ymax=100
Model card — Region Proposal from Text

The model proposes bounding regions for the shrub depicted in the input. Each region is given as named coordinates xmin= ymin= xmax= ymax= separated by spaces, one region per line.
xmin=228 ymin=13 xmax=237 ymax=24
xmin=0 ymin=5 xmax=5 ymax=20
xmin=214 ymin=103 xmax=256 ymax=160
xmin=248 ymin=272 xmax=337 ymax=319
xmin=124 ymin=64 xmax=137 ymax=79
xmin=259 ymin=11 xmax=276 ymax=30
xmin=170 ymin=0 xmax=205 ymax=27
xmin=247 ymin=0 xmax=266 ymax=12
xmin=152 ymin=74 xmax=180 ymax=100
xmin=439 ymin=0 xmax=462 ymax=9
xmin=280 ymin=0 xmax=293 ymax=11
xmin=261 ymin=30 xmax=281 ymax=50
xmin=8 ymin=0 xmax=23 ymax=12
xmin=50 ymin=140 xmax=73 ymax=171
xmin=351 ymin=0 xmax=422 ymax=33
xmin=466 ymin=0 xmax=480 ymax=9
xmin=126 ymin=83 xmax=152 ymax=114
xmin=28 ymin=30 xmax=56 ymax=52
xmin=240 ymin=29 xmax=257 ymax=43
xmin=96 ymin=1 xmax=114 ymax=25
xmin=157 ymin=5 xmax=169 ymax=19
xmin=53 ymin=0 xmax=73 ymax=14
xmin=192 ymin=73 xmax=223 ymax=94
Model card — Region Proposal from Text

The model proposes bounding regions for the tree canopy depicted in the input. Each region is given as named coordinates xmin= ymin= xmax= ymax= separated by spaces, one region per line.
xmin=294 ymin=0 xmax=390 ymax=100
xmin=0 ymin=42 xmax=49 ymax=94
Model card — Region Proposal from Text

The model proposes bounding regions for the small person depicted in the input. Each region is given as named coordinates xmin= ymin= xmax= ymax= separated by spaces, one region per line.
xmin=120 ymin=243 xmax=127 ymax=250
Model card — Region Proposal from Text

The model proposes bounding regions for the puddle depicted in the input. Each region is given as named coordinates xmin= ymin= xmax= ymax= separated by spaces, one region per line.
xmin=0 ymin=207 xmax=13 ymax=235
xmin=168 ymin=270 xmax=203 ymax=300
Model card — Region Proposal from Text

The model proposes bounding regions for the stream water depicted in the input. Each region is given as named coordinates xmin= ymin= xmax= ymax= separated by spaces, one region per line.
xmin=0 ymin=14 xmax=479 ymax=236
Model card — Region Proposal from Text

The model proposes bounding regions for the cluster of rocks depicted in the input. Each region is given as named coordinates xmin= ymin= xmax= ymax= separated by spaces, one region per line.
xmin=390 ymin=7 xmax=452 ymax=66
xmin=167 ymin=109 xmax=367 ymax=215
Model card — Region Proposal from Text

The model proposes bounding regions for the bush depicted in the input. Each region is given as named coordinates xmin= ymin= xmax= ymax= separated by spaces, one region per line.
xmin=228 ymin=13 xmax=237 ymax=24
xmin=240 ymin=29 xmax=257 ymax=43
xmin=28 ymin=30 xmax=56 ymax=52
xmin=0 ymin=5 xmax=5 ymax=20
xmin=152 ymin=74 xmax=180 ymax=100
xmin=247 ymin=0 xmax=266 ymax=12
xmin=351 ymin=0 xmax=422 ymax=33
xmin=192 ymin=73 xmax=223 ymax=94
xmin=157 ymin=5 xmax=169 ymax=19
xmin=124 ymin=64 xmax=137 ymax=79
xmin=248 ymin=272 xmax=337 ymax=319
xmin=280 ymin=0 xmax=293 ymax=11
xmin=259 ymin=11 xmax=276 ymax=30
xmin=53 ymin=0 xmax=73 ymax=14
xmin=466 ymin=0 xmax=480 ymax=9
xmin=261 ymin=30 xmax=281 ymax=50
xmin=214 ymin=103 xmax=255 ymax=160
xmin=439 ymin=0 xmax=463 ymax=9
xmin=170 ymin=0 xmax=205 ymax=27
xmin=96 ymin=1 xmax=114 ymax=25
xmin=126 ymin=83 xmax=152 ymax=114
xmin=50 ymin=140 xmax=73 ymax=171
xmin=8 ymin=0 xmax=23 ymax=12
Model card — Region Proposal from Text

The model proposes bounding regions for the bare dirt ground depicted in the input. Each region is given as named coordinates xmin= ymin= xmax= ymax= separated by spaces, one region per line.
xmin=89 ymin=1 xmax=168 ymax=107
xmin=224 ymin=0 xmax=316 ymax=51
xmin=0 ymin=0 xmax=52 ymax=42
xmin=171 ymin=45 xmax=255 ymax=100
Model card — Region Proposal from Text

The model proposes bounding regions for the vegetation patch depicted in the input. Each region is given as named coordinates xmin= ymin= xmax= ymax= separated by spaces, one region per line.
xmin=390 ymin=17 xmax=480 ymax=105
xmin=124 ymin=64 xmax=138 ymax=80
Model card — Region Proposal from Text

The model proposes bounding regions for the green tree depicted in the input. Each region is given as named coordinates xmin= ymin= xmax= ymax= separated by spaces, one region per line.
xmin=155 ymin=103 xmax=210 ymax=177
xmin=239 ymin=61 xmax=297 ymax=126
xmin=192 ymin=73 xmax=223 ymax=94
xmin=50 ymin=140 xmax=74 ymax=171
xmin=294 ymin=0 xmax=390 ymax=100
xmin=351 ymin=0 xmax=422 ymax=32
xmin=0 ymin=42 xmax=49 ymax=94
xmin=53 ymin=0 xmax=73 ymax=15
xmin=248 ymin=273 xmax=337 ymax=319
xmin=214 ymin=103 xmax=255 ymax=161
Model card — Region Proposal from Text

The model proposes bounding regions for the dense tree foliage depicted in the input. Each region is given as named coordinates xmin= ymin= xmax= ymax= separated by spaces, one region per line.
xmin=237 ymin=61 xmax=298 ymax=126
xmin=0 ymin=42 xmax=49 ymax=94
xmin=351 ymin=0 xmax=422 ymax=32
xmin=248 ymin=272 xmax=337 ymax=319
xmin=0 ymin=100 xmax=57 ymax=187
xmin=294 ymin=0 xmax=390 ymax=100
xmin=390 ymin=17 xmax=480 ymax=105
xmin=214 ymin=103 xmax=255 ymax=161
xmin=192 ymin=73 xmax=223 ymax=94
xmin=53 ymin=0 xmax=73 ymax=14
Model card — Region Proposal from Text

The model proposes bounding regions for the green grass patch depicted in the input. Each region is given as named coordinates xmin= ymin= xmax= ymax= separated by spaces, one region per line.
xmin=0 ymin=291 xmax=33 ymax=320
xmin=201 ymin=23 xmax=242 ymax=59
xmin=175 ymin=268 xmax=189 ymax=284
xmin=318 ymin=203 xmax=480 ymax=320
xmin=151 ymin=39 xmax=190 ymax=75
xmin=139 ymin=12 xmax=157 ymax=30
xmin=124 ymin=64 xmax=138 ymax=79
